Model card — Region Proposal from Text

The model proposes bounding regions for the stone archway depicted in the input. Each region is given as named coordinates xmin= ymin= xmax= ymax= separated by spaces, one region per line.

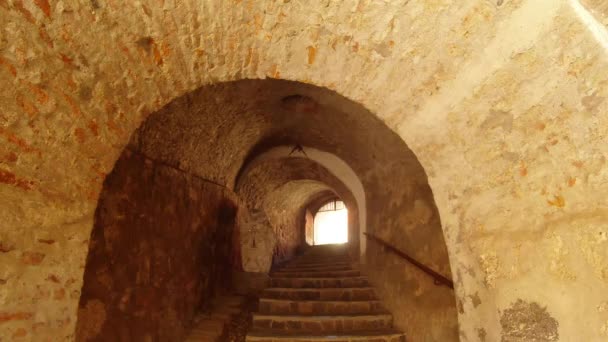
xmin=1 ymin=1 xmax=608 ymax=341
xmin=236 ymin=146 xmax=366 ymax=255
xmin=71 ymin=78 xmax=456 ymax=341
xmin=235 ymin=156 xmax=358 ymax=272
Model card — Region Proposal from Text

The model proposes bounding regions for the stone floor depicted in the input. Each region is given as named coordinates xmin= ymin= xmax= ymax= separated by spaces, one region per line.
xmin=185 ymin=295 xmax=249 ymax=342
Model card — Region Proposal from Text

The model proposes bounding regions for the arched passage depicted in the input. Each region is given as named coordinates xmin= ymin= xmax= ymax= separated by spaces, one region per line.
xmin=70 ymin=79 xmax=455 ymax=341
xmin=235 ymin=156 xmax=358 ymax=272
xmin=237 ymin=146 xmax=367 ymax=256
xmin=1 ymin=1 xmax=607 ymax=341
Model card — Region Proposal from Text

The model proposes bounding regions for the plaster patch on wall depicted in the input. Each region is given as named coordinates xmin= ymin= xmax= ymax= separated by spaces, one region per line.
xmin=458 ymin=299 xmax=465 ymax=314
xmin=499 ymin=299 xmax=559 ymax=342
xmin=480 ymin=109 xmax=513 ymax=132
xmin=411 ymin=199 xmax=433 ymax=225
xmin=548 ymin=234 xmax=576 ymax=280
xmin=240 ymin=209 xmax=276 ymax=273
xmin=599 ymin=298 xmax=608 ymax=336
xmin=469 ymin=292 xmax=482 ymax=308
xmin=0 ymin=239 xmax=15 ymax=253
xmin=601 ymin=320 xmax=608 ymax=336
xmin=479 ymin=252 xmax=500 ymax=288
xmin=575 ymin=223 xmax=608 ymax=282
xmin=581 ymin=92 xmax=605 ymax=111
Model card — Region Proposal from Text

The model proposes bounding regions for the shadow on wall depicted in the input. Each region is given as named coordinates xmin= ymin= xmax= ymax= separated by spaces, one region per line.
xmin=75 ymin=150 xmax=241 ymax=341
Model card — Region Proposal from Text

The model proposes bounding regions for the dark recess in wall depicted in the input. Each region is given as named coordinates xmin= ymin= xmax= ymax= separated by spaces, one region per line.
xmin=75 ymin=150 xmax=240 ymax=341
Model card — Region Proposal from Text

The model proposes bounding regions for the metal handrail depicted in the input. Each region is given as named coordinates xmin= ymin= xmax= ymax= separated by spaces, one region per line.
xmin=363 ymin=232 xmax=454 ymax=289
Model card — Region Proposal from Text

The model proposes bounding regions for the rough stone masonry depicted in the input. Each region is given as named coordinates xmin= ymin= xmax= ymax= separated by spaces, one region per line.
xmin=1 ymin=0 xmax=608 ymax=341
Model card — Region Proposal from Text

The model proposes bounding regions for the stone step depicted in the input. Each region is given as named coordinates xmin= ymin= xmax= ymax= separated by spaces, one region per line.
xmin=300 ymin=250 xmax=348 ymax=256
xmin=212 ymin=295 xmax=244 ymax=307
xmin=252 ymin=313 xmax=393 ymax=334
xmin=259 ymin=298 xmax=385 ymax=315
xmin=299 ymin=250 xmax=348 ymax=257
xmin=185 ymin=321 xmax=224 ymax=341
xmin=186 ymin=333 xmax=220 ymax=340
xmin=246 ymin=330 xmax=406 ymax=342
xmin=296 ymin=256 xmax=349 ymax=260
xmin=185 ymin=295 xmax=244 ymax=341
xmin=284 ymin=257 xmax=343 ymax=262
xmin=297 ymin=252 xmax=349 ymax=257
xmin=271 ymin=270 xmax=360 ymax=278
xmin=270 ymin=276 xmax=369 ymax=288
xmin=292 ymin=252 xmax=349 ymax=258
xmin=262 ymin=287 xmax=378 ymax=301
xmin=281 ymin=260 xmax=352 ymax=269
xmin=278 ymin=264 xmax=353 ymax=272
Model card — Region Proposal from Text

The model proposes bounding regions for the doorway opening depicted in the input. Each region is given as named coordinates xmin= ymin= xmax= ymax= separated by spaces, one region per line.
xmin=313 ymin=199 xmax=348 ymax=245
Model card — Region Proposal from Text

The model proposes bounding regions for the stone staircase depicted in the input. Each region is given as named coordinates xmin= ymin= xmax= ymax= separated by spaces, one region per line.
xmin=246 ymin=244 xmax=406 ymax=342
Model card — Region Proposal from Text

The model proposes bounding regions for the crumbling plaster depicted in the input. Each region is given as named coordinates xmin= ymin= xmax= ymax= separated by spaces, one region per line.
xmin=1 ymin=0 xmax=607 ymax=341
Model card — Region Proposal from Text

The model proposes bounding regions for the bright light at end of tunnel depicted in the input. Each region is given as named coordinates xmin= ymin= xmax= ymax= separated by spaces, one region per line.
xmin=314 ymin=208 xmax=348 ymax=245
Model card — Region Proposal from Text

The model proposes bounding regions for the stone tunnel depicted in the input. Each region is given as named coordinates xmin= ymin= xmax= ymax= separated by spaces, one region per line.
xmin=1 ymin=1 xmax=608 ymax=341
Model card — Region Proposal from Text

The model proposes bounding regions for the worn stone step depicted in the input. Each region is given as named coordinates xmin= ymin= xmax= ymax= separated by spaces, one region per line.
xmin=292 ymin=253 xmax=349 ymax=259
xmin=185 ymin=320 xmax=224 ymax=342
xmin=300 ymin=251 xmax=349 ymax=257
xmin=280 ymin=262 xmax=352 ymax=270
xmin=298 ymin=252 xmax=349 ymax=257
xmin=246 ymin=330 xmax=406 ymax=342
xmin=184 ymin=295 xmax=244 ymax=341
xmin=262 ymin=287 xmax=378 ymax=301
xmin=252 ymin=313 xmax=393 ymax=334
xmin=300 ymin=248 xmax=348 ymax=253
xmin=270 ymin=276 xmax=369 ymax=288
xmin=278 ymin=264 xmax=353 ymax=272
xmin=288 ymin=260 xmax=351 ymax=267
xmin=293 ymin=254 xmax=350 ymax=259
xmin=259 ymin=298 xmax=385 ymax=315
xmin=271 ymin=270 xmax=360 ymax=278
xmin=186 ymin=332 xmax=220 ymax=339
xmin=282 ymin=264 xmax=352 ymax=271
xmin=212 ymin=295 xmax=244 ymax=306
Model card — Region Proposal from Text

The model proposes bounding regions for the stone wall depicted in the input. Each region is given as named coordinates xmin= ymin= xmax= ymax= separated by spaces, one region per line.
xmin=305 ymin=209 xmax=314 ymax=245
xmin=364 ymin=181 xmax=458 ymax=341
xmin=239 ymin=209 xmax=276 ymax=273
xmin=75 ymin=150 xmax=239 ymax=341
xmin=262 ymin=185 xmax=307 ymax=265
xmin=4 ymin=1 xmax=608 ymax=339
xmin=266 ymin=205 xmax=304 ymax=265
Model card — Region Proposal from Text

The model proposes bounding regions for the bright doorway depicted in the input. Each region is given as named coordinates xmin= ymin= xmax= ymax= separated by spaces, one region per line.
xmin=313 ymin=200 xmax=348 ymax=245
